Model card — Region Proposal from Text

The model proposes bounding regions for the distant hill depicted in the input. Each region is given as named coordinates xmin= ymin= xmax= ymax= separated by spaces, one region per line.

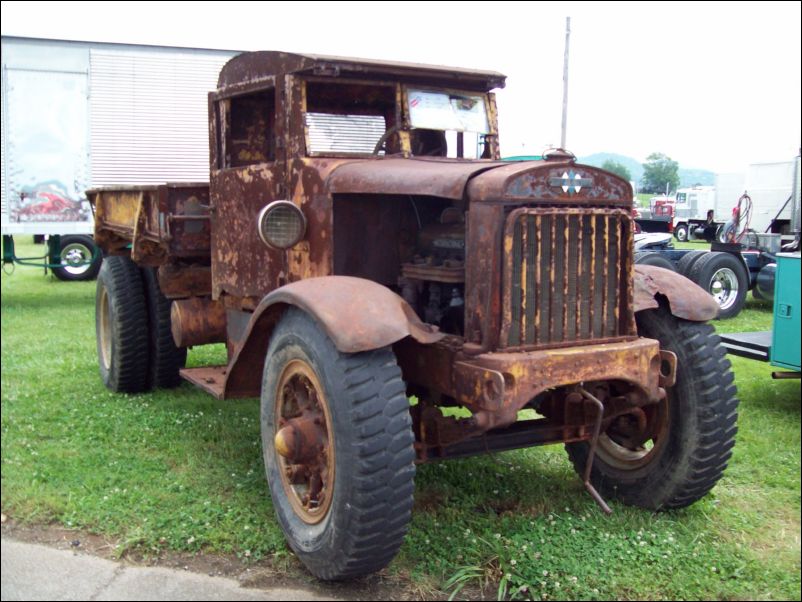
xmin=579 ymin=152 xmax=715 ymax=189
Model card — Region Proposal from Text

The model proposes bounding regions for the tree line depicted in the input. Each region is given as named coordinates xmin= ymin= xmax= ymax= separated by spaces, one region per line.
xmin=602 ymin=153 xmax=680 ymax=194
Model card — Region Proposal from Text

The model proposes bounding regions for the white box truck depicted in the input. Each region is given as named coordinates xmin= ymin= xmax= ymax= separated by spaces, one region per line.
xmin=669 ymin=161 xmax=796 ymax=243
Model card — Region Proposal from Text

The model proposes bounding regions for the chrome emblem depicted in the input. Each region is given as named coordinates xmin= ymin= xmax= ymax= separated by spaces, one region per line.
xmin=550 ymin=170 xmax=593 ymax=194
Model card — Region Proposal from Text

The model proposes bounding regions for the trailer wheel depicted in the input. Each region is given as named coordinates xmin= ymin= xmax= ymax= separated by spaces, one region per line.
xmin=566 ymin=307 xmax=738 ymax=510
xmin=688 ymin=252 xmax=748 ymax=319
xmin=95 ymin=256 xmax=150 ymax=392
xmin=53 ymin=235 xmax=102 ymax=281
xmin=260 ymin=309 xmax=415 ymax=580
xmin=142 ymin=268 xmax=187 ymax=389
xmin=676 ymin=250 xmax=706 ymax=277
xmin=673 ymin=223 xmax=689 ymax=242
xmin=634 ymin=251 xmax=676 ymax=271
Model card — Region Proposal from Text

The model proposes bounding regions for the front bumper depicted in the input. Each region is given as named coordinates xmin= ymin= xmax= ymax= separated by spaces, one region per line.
xmin=396 ymin=336 xmax=670 ymax=431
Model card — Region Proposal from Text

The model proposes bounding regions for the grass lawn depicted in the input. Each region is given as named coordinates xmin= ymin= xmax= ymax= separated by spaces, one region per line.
xmin=2 ymin=238 xmax=800 ymax=600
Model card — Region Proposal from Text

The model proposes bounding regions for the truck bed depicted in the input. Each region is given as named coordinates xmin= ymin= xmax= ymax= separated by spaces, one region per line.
xmin=88 ymin=183 xmax=211 ymax=265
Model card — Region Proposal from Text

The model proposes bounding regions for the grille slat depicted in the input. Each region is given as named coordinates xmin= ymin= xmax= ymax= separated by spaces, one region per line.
xmin=567 ymin=215 xmax=578 ymax=341
xmin=525 ymin=216 xmax=537 ymax=344
xmin=504 ymin=208 xmax=632 ymax=349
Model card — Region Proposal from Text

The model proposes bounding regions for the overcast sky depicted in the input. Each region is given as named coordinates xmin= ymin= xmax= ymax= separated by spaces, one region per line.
xmin=2 ymin=1 xmax=800 ymax=173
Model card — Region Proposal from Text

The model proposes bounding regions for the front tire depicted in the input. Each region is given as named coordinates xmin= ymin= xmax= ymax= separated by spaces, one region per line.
xmin=260 ymin=309 xmax=416 ymax=580
xmin=673 ymin=223 xmax=689 ymax=242
xmin=566 ymin=308 xmax=738 ymax=510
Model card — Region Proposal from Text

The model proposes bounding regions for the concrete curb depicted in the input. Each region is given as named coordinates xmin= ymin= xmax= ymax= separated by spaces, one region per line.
xmin=1 ymin=537 xmax=338 ymax=601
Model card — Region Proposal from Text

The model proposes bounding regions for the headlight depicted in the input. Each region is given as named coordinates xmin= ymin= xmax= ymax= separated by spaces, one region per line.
xmin=257 ymin=201 xmax=307 ymax=249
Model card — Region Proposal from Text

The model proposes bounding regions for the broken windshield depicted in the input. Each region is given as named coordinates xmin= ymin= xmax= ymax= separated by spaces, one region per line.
xmin=406 ymin=89 xmax=490 ymax=134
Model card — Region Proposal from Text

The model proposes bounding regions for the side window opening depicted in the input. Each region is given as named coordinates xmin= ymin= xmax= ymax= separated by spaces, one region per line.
xmin=226 ymin=89 xmax=276 ymax=167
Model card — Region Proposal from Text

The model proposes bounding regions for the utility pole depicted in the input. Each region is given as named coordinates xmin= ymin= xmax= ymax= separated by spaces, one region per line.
xmin=560 ymin=16 xmax=571 ymax=149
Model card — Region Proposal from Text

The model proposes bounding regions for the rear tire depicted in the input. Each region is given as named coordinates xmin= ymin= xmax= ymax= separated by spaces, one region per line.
xmin=53 ymin=235 xmax=102 ymax=281
xmin=261 ymin=309 xmax=416 ymax=580
xmin=95 ymin=256 xmax=150 ymax=392
xmin=142 ymin=268 xmax=187 ymax=389
xmin=688 ymin=252 xmax=748 ymax=319
xmin=676 ymin=250 xmax=706 ymax=277
xmin=635 ymin=251 xmax=676 ymax=271
xmin=566 ymin=307 xmax=738 ymax=510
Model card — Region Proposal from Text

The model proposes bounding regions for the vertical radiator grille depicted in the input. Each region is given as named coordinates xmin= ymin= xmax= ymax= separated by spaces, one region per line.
xmin=503 ymin=208 xmax=634 ymax=348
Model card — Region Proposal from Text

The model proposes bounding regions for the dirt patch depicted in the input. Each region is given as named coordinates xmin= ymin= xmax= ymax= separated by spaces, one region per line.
xmin=0 ymin=515 xmax=437 ymax=601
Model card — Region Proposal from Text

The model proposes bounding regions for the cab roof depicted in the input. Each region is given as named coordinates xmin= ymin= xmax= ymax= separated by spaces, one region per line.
xmin=217 ymin=51 xmax=507 ymax=92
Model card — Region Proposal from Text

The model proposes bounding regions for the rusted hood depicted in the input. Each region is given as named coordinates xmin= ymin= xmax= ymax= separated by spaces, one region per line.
xmin=327 ymin=157 xmax=633 ymax=205
xmin=327 ymin=157 xmax=505 ymax=200
xmin=467 ymin=160 xmax=632 ymax=206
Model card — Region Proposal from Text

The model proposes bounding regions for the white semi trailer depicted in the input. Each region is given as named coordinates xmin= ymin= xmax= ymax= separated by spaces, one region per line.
xmin=1 ymin=36 xmax=235 ymax=279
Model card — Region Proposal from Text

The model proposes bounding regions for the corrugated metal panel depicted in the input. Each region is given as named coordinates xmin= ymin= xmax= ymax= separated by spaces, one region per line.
xmin=306 ymin=113 xmax=385 ymax=154
xmin=90 ymin=50 xmax=232 ymax=186
xmin=1 ymin=66 xmax=7 ymax=221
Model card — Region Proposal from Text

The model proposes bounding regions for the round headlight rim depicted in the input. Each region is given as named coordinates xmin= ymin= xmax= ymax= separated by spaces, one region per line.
xmin=257 ymin=200 xmax=307 ymax=250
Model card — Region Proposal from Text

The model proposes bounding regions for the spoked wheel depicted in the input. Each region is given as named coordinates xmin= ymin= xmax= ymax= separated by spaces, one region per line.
xmin=261 ymin=309 xmax=416 ymax=580
xmin=566 ymin=307 xmax=738 ymax=510
xmin=273 ymin=359 xmax=335 ymax=524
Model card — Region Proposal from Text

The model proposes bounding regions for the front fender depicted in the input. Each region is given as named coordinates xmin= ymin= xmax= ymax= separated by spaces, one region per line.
xmin=255 ymin=276 xmax=443 ymax=352
xmin=634 ymin=264 xmax=719 ymax=321
xmin=222 ymin=276 xmax=443 ymax=398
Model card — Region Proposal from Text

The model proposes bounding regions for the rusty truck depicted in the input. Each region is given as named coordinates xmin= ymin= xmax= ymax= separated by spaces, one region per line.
xmin=88 ymin=51 xmax=739 ymax=580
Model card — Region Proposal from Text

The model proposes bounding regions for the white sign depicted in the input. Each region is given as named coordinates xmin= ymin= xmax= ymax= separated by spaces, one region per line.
xmin=407 ymin=89 xmax=489 ymax=134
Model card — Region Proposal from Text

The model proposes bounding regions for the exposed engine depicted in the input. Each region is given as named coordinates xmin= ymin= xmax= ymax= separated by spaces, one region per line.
xmin=399 ymin=208 xmax=466 ymax=336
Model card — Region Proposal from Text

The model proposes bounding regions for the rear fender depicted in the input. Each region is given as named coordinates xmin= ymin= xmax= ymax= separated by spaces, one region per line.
xmin=223 ymin=276 xmax=443 ymax=398
xmin=634 ymin=264 xmax=720 ymax=321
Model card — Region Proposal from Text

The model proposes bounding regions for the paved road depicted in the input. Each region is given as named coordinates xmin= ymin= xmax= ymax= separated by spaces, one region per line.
xmin=1 ymin=537 xmax=338 ymax=601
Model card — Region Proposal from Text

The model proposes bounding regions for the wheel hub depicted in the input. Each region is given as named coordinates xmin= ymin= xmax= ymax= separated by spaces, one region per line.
xmin=597 ymin=397 xmax=669 ymax=470
xmin=709 ymin=267 xmax=739 ymax=310
xmin=275 ymin=415 xmax=327 ymax=464
xmin=61 ymin=243 xmax=92 ymax=274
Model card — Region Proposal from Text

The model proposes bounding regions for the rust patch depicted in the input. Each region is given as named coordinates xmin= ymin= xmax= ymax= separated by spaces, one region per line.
xmin=157 ymin=264 xmax=212 ymax=299
xmin=221 ymin=276 xmax=443 ymax=399
xmin=90 ymin=184 xmax=211 ymax=264
xmin=634 ymin=264 xmax=720 ymax=320
xmin=171 ymin=297 xmax=227 ymax=348
xmin=327 ymin=157 xmax=504 ymax=200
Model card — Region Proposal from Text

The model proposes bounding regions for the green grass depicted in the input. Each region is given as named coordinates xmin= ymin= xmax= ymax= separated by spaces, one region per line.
xmin=2 ymin=238 xmax=800 ymax=600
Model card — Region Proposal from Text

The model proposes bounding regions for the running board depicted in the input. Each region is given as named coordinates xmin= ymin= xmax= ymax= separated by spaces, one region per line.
xmin=180 ymin=366 xmax=228 ymax=399
xmin=719 ymin=331 xmax=771 ymax=362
